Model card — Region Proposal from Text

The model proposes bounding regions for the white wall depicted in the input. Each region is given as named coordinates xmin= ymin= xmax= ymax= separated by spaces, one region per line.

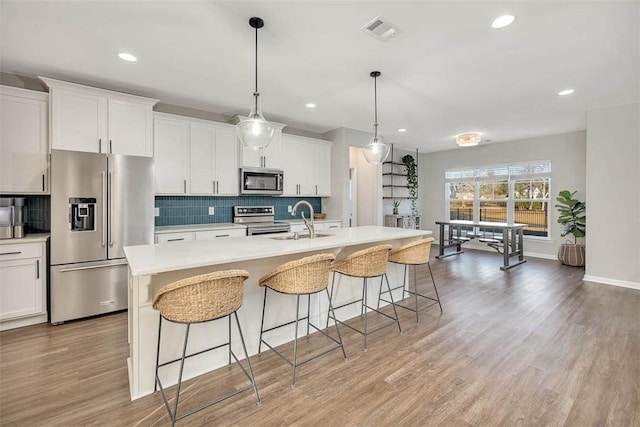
xmin=419 ymin=130 xmax=586 ymax=258
xmin=349 ymin=146 xmax=380 ymax=226
xmin=323 ymin=127 xmax=383 ymax=226
xmin=585 ymin=102 xmax=640 ymax=288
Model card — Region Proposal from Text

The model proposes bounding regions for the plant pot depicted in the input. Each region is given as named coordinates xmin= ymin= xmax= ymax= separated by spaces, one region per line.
xmin=558 ymin=243 xmax=585 ymax=267
xmin=392 ymin=208 xmax=398 ymax=215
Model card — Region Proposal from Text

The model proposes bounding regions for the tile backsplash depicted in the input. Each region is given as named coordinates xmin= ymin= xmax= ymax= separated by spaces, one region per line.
xmin=0 ymin=195 xmax=50 ymax=233
xmin=0 ymin=195 xmax=322 ymax=230
xmin=155 ymin=196 xmax=322 ymax=226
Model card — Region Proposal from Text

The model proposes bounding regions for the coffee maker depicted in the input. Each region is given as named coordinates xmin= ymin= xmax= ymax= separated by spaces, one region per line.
xmin=0 ymin=197 xmax=26 ymax=239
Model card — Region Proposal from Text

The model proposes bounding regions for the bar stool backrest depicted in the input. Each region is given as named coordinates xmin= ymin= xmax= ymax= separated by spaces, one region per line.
xmin=331 ymin=244 xmax=393 ymax=277
xmin=388 ymin=237 xmax=435 ymax=266
xmin=152 ymin=269 xmax=250 ymax=323
xmin=259 ymin=253 xmax=336 ymax=294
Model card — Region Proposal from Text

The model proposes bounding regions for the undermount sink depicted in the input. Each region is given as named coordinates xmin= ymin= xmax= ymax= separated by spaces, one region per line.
xmin=269 ymin=232 xmax=334 ymax=241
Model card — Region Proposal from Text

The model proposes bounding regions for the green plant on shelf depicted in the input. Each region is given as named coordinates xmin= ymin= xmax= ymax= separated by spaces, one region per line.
xmin=392 ymin=199 xmax=400 ymax=214
xmin=402 ymin=154 xmax=418 ymax=218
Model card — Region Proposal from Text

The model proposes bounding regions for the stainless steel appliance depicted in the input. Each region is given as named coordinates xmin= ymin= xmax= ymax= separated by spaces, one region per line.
xmin=233 ymin=206 xmax=290 ymax=235
xmin=240 ymin=167 xmax=284 ymax=195
xmin=0 ymin=197 xmax=26 ymax=239
xmin=50 ymin=149 xmax=154 ymax=323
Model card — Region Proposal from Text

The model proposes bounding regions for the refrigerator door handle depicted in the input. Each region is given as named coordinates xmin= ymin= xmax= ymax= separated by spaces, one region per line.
xmin=101 ymin=171 xmax=107 ymax=247
xmin=109 ymin=171 xmax=115 ymax=247
xmin=58 ymin=261 xmax=127 ymax=273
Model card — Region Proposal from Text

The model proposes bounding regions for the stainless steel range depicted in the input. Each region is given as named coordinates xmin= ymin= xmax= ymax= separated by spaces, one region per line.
xmin=233 ymin=206 xmax=290 ymax=236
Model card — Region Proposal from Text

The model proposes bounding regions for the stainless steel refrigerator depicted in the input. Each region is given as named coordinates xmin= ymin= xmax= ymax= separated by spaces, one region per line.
xmin=50 ymin=149 xmax=154 ymax=323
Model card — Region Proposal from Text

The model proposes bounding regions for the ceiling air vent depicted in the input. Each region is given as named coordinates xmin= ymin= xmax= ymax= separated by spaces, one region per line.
xmin=361 ymin=16 xmax=401 ymax=42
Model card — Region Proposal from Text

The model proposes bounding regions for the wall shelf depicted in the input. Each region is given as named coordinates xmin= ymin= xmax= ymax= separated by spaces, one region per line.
xmin=382 ymin=144 xmax=418 ymax=201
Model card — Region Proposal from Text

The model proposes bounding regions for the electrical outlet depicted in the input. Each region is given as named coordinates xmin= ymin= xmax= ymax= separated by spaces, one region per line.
xmin=154 ymin=207 xmax=160 ymax=217
xmin=208 ymin=207 xmax=215 ymax=215
xmin=288 ymin=205 xmax=292 ymax=213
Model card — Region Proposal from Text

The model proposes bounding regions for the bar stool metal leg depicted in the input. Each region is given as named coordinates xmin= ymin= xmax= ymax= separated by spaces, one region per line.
xmin=428 ymin=263 xmax=443 ymax=312
xmin=258 ymin=287 xmax=268 ymax=354
xmin=363 ymin=277 xmax=368 ymax=351
xmin=233 ymin=312 xmax=261 ymax=406
xmin=383 ymin=274 xmax=402 ymax=334
xmin=292 ymin=294 xmax=301 ymax=388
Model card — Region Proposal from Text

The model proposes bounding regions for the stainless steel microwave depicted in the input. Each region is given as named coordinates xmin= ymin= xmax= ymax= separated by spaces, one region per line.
xmin=240 ymin=167 xmax=284 ymax=195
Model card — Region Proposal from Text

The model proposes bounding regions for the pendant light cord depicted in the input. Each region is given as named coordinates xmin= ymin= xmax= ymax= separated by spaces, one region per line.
xmin=373 ymin=74 xmax=378 ymax=139
xmin=254 ymin=26 xmax=258 ymax=94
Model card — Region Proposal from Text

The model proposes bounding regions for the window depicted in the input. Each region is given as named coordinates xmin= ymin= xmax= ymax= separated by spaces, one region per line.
xmin=445 ymin=161 xmax=551 ymax=237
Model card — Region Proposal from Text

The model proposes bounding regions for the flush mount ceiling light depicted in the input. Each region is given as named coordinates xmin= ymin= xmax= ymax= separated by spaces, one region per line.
xmin=118 ymin=52 xmax=137 ymax=62
xmin=558 ymin=89 xmax=575 ymax=96
xmin=456 ymin=132 xmax=482 ymax=147
xmin=491 ymin=15 xmax=516 ymax=29
xmin=305 ymin=103 xmax=317 ymax=108
xmin=398 ymin=128 xmax=407 ymax=133
xmin=236 ymin=17 xmax=276 ymax=151
xmin=363 ymin=71 xmax=390 ymax=164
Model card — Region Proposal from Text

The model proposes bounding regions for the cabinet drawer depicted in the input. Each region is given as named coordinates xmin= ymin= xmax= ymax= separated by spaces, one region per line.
xmin=0 ymin=242 xmax=42 ymax=260
xmin=195 ymin=229 xmax=246 ymax=240
xmin=155 ymin=232 xmax=194 ymax=244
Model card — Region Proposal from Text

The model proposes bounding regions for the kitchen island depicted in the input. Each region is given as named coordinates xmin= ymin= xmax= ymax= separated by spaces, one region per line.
xmin=124 ymin=225 xmax=432 ymax=400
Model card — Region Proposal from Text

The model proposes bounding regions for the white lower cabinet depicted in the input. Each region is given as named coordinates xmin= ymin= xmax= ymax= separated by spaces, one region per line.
xmin=0 ymin=239 xmax=47 ymax=331
xmin=155 ymin=227 xmax=246 ymax=243
xmin=290 ymin=220 xmax=341 ymax=233
xmin=195 ymin=229 xmax=246 ymax=240
xmin=155 ymin=232 xmax=194 ymax=244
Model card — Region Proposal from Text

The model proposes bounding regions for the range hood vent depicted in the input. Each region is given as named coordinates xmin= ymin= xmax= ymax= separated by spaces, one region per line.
xmin=362 ymin=16 xmax=401 ymax=42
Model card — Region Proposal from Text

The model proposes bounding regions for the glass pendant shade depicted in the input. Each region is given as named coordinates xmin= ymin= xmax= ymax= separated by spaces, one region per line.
xmin=236 ymin=93 xmax=275 ymax=151
xmin=363 ymin=135 xmax=390 ymax=164
xmin=236 ymin=16 xmax=274 ymax=151
xmin=363 ymin=70 xmax=390 ymax=164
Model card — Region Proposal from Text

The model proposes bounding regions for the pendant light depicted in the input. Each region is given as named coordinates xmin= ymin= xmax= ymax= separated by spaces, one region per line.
xmin=363 ymin=71 xmax=390 ymax=164
xmin=236 ymin=17 xmax=275 ymax=151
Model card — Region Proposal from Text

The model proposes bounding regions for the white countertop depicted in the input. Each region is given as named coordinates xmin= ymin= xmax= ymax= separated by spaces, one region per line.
xmin=125 ymin=226 xmax=431 ymax=276
xmin=155 ymin=223 xmax=247 ymax=234
xmin=0 ymin=233 xmax=50 ymax=244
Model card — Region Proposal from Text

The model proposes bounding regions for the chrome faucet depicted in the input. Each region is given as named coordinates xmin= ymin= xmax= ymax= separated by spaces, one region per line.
xmin=291 ymin=200 xmax=315 ymax=239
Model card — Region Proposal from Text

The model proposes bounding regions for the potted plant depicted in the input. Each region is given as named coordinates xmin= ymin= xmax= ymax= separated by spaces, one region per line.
xmin=402 ymin=154 xmax=419 ymax=228
xmin=555 ymin=190 xmax=586 ymax=266
xmin=391 ymin=200 xmax=400 ymax=215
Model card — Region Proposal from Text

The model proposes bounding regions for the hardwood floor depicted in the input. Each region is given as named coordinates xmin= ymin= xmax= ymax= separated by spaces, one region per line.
xmin=1 ymin=250 xmax=639 ymax=426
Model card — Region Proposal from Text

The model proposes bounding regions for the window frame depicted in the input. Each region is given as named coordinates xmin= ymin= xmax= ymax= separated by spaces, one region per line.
xmin=445 ymin=161 xmax=551 ymax=239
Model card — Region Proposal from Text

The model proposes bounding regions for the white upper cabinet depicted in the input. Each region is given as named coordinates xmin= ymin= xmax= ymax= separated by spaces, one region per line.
xmin=281 ymin=134 xmax=332 ymax=197
xmin=314 ymin=142 xmax=332 ymax=196
xmin=233 ymin=115 xmax=285 ymax=169
xmin=108 ymin=98 xmax=154 ymax=156
xmin=154 ymin=112 xmax=238 ymax=196
xmin=154 ymin=114 xmax=189 ymax=194
xmin=189 ymin=122 xmax=238 ymax=195
xmin=40 ymin=77 xmax=158 ymax=156
xmin=0 ymin=86 xmax=49 ymax=194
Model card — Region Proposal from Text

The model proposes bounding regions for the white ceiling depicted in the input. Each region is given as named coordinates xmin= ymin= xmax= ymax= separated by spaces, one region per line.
xmin=1 ymin=1 xmax=638 ymax=153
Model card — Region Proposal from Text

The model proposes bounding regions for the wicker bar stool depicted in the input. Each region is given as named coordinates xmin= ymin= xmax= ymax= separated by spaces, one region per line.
xmin=327 ymin=244 xmax=401 ymax=351
xmin=379 ymin=237 xmax=442 ymax=323
xmin=258 ymin=253 xmax=346 ymax=388
xmin=153 ymin=269 xmax=260 ymax=426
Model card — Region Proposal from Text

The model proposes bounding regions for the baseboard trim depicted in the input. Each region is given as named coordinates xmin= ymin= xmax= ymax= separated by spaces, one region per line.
xmin=583 ymin=275 xmax=640 ymax=291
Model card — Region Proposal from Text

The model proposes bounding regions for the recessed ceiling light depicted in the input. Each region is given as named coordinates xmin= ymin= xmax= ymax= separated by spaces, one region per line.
xmin=305 ymin=103 xmax=316 ymax=108
xmin=558 ymin=89 xmax=575 ymax=96
xmin=398 ymin=128 xmax=407 ymax=133
xmin=118 ymin=52 xmax=137 ymax=62
xmin=491 ymin=15 xmax=516 ymax=29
